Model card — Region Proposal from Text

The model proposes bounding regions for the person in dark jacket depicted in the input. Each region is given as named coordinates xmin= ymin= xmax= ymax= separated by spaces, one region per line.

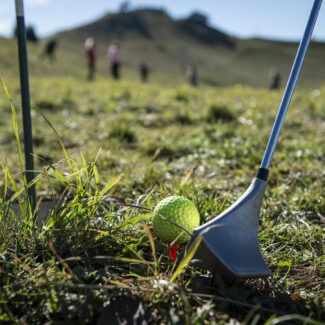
xmin=42 ymin=39 xmax=58 ymax=61
xmin=139 ymin=62 xmax=149 ymax=82
xmin=269 ymin=70 xmax=281 ymax=90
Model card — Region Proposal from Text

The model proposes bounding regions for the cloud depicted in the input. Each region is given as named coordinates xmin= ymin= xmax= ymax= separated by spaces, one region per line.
xmin=0 ymin=2 xmax=12 ymax=15
xmin=0 ymin=18 xmax=13 ymax=37
xmin=25 ymin=0 xmax=50 ymax=5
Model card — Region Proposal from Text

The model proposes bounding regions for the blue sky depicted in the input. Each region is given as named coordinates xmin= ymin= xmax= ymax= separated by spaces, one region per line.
xmin=1 ymin=0 xmax=325 ymax=41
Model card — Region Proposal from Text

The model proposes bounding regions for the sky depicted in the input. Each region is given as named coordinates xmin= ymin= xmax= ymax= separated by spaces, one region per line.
xmin=1 ymin=0 xmax=325 ymax=41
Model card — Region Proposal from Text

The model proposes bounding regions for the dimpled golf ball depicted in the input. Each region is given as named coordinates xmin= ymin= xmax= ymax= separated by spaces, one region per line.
xmin=152 ymin=196 xmax=200 ymax=244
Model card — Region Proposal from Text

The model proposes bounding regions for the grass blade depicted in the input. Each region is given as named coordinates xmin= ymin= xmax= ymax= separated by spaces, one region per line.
xmin=111 ymin=212 xmax=154 ymax=232
xmin=1 ymin=79 xmax=26 ymax=186
xmin=142 ymin=223 xmax=158 ymax=272
xmin=180 ymin=167 xmax=194 ymax=188
xmin=169 ymin=236 xmax=202 ymax=283
xmin=99 ymin=175 xmax=121 ymax=197
xmin=265 ymin=314 xmax=325 ymax=325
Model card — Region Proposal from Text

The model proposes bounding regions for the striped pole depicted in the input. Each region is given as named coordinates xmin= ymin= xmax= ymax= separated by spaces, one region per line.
xmin=15 ymin=0 xmax=36 ymax=212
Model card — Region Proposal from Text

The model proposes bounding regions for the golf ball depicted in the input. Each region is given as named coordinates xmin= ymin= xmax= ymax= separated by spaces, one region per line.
xmin=152 ymin=196 xmax=200 ymax=244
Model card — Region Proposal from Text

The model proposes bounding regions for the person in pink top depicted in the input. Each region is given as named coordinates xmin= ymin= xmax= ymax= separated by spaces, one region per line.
xmin=108 ymin=41 xmax=121 ymax=79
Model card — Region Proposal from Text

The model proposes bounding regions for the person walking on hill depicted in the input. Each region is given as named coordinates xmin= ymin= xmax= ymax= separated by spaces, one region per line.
xmin=41 ymin=39 xmax=58 ymax=61
xmin=269 ymin=70 xmax=281 ymax=90
xmin=84 ymin=37 xmax=96 ymax=80
xmin=186 ymin=63 xmax=198 ymax=86
xmin=108 ymin=41 xmax=121 ymax=79
xmin=139 ymin=61 xmax=149 ymax=82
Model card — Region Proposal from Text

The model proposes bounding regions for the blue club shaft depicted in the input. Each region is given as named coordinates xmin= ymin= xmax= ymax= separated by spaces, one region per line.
xmin=260 ymin=0 xmax=322 ymax=169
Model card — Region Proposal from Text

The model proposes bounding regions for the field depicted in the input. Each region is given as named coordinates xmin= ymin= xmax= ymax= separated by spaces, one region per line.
xmin=0 ymin=76 xmax=324 ymax=324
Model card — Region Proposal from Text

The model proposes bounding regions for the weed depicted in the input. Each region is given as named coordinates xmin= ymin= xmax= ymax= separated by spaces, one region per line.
xmin=34 ymin=96 xmax=60 ymax=110
xmin=109 ymin=123 xmax=137 ymax=143
xmin=207 ymin=103 xmax=235 ymax=122
xmin=174 ymin=88 xmax=192 ymax=102
xmin=175 ymin=112 xmax=193 ymax=125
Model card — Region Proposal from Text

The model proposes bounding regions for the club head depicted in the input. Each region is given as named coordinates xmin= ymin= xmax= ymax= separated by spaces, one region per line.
xmin=190 ymin=178 xmax=270 ymax=278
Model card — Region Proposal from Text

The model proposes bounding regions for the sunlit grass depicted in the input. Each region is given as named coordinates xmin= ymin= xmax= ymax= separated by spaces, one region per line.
xmin=0 ymin=77 xmax=324 ymax=323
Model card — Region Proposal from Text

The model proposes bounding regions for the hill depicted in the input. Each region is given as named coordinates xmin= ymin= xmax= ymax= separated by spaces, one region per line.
xmin=2 ymin=8 xmax=325 ymax=87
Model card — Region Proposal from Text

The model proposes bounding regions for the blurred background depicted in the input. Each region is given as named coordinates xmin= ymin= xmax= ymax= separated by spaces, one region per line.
xmin=1 ymin=0 xmax=325 ymax=87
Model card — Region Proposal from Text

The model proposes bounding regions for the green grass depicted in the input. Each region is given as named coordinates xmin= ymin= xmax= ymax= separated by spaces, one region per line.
xmin=0 ymin=76 xmax=324 ymax=324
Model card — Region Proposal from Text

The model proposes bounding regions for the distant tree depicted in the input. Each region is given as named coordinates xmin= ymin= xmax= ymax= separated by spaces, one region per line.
xmin=120 ymin=1 xmax=131 ymax=14
xmin=188 ymin=12 xmax=208 ymax=26
xmin=13 ymin=24 xmax=39 ymax=42
xmin=157 ymin=6 xmax=167 ymax=15
xmin=26 ymin=25 xmax=39 ymax=42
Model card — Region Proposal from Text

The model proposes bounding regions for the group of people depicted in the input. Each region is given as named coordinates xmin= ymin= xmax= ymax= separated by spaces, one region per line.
xmin=39 ymin=37 xmax=280 ymax=88
xmin=84 ymin=37 xmax=149 ymax=82
xmin=84 ymin=37 xmax=197 ymax=85
xmin=84 ymin=37 xmax=280 ymax=88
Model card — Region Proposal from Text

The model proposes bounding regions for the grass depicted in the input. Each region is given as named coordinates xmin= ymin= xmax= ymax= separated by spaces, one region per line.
xmin=0 ymin=76 xmax=324 ymax=324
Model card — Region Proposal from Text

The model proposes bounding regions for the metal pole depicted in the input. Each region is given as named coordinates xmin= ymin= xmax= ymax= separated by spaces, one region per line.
xmin=15 ymin=0 xmax=36 ymax=211
xmin=260 ymin=0 xmax=322 ymax=169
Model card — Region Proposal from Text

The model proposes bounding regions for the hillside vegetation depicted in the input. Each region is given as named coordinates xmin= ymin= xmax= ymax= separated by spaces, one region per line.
xmin=2 ymin=8 xmax=325 ymax=87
